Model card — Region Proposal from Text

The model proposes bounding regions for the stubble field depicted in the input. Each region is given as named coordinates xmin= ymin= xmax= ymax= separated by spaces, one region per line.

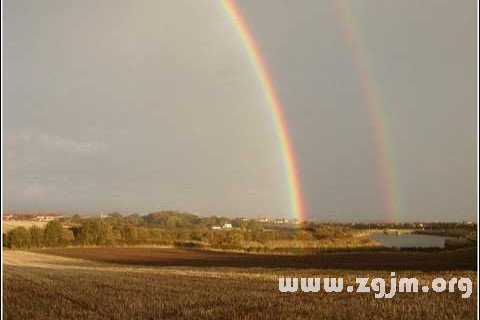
xmin=3 ymin=249 xmax=477 ymax=320
xmin=2 ymin=220 xmax=48 ymax=232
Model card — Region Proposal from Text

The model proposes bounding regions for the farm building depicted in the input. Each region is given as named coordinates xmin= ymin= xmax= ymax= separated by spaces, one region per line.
xmin=211 ymin=223 xmax=233 ymax=230
xmin=34 ymin=214 xmax=63 ymax=221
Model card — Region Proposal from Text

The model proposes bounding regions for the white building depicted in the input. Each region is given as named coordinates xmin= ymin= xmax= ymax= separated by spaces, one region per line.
xmin=34 ymin=214 xmax=63 ymax=221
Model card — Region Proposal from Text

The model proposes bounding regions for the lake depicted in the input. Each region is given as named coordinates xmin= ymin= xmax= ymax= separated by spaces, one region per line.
xmin=370 ymin=234 xmax=449 ymax=248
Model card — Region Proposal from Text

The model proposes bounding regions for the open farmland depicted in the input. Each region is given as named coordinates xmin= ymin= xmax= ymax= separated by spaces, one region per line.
xmin=2 ymin=220 xmax=48 ymax=232
xmin=38 ymin=246 xmax=477 ymax=270
xmin=3 ymin=249 xmax=477 ymax=320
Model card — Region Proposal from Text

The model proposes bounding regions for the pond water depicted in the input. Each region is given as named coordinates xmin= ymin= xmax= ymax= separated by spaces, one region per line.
xmin=370 ymin=234 xmax=449 ymax=248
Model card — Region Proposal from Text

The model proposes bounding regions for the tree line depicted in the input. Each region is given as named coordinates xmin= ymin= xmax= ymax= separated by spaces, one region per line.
xmin=3 ymin=211 xmax=360 ymax=250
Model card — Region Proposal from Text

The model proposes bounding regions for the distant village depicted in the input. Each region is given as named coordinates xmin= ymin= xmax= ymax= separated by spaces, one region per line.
xmin=2 ymin=212 xmax=300 ymax=230
xmin=3 ymin=212 xmax=64 ymax=222
xmin=209 ymin=217 xmax=298 ymax=230
xmin=2 ymin=211 xmax=476 ymax=230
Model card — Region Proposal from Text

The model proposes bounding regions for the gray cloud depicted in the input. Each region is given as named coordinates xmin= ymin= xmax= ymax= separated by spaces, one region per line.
xmin=37 ymin=134 xmax=107 ymax=154
xmin=4 ymin=0 xmax=476 ymax=221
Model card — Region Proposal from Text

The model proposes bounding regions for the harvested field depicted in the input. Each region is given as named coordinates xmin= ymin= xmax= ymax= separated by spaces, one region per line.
xmin=38 ymin=246 xmax=477 ymax=270
xmin=2 ymin=220 xmax=48 ymax=232
xmin=3 ymin=250 xmax=477 ymax=320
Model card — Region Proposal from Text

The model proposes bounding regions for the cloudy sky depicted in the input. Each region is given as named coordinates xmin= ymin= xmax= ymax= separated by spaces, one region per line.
xmin=4 ymin=0 xmax=476 ymax=221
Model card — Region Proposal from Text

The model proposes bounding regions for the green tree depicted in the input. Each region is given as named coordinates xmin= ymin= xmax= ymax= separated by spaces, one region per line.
xmin=124 ymin=214 xmax=142 ymax=226
xmin=135 ymin=228 xmax=151 ymax=244
xmin=44 ymin=220 xmax=74 ymax=247
xmin=247 ymin=220 xmax=263 ymax=232
xmin=149 ymin=228 xmax=172 ymax=245
xmin=121 ymin=225 xmax=138 ymax=245
xmin=30 ymin=225 xmax=44 ymax=247
xmin=77 ymin=219 xmax=115 ymax=245
xmin=7 ymin=227 xmax=31 ymax=249
xmin=211 ymin=230 xmax=244 ymax=249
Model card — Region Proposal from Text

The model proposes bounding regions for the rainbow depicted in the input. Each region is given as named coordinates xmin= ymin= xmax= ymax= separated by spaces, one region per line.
xmin=332 ymin=0 xmax=401 ymax=221
xmin=221 ymin=0 xmax=306 ymax=222
xmin=222 ymin=0 xmax=401 ymax=222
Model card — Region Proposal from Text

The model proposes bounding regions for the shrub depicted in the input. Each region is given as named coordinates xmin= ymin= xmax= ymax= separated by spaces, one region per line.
xmin=76 ymin=219 xmax=114 ymax=246
xmin=7 ymin=227 xmax=31 ymax=249
xmin=30 ymin=226 xmax=44 ymax=248
xmin=44 ymin=221 xmax=74 ymax=247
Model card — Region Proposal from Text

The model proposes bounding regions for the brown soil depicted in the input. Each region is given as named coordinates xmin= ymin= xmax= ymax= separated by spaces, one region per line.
xmin=37 ymin=247 xmax=477 ymax=270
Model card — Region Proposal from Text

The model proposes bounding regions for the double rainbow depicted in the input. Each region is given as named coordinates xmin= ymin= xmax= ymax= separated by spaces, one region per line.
xmin=222 ymin=0 xmax=400 ymax=222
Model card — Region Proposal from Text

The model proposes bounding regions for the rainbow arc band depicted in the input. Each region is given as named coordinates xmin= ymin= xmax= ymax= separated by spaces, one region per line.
xmin=222 ymin=0 xmax=400 ymax=222
xmin=333 ymin=0 xmax=400 ymax=221
xmin=222 ymin=0 xmax=306 ymax=222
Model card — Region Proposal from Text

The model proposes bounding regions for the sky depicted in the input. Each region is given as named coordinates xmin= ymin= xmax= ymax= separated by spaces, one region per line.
xmin=4 ymin=0 xmax=477 ymax=221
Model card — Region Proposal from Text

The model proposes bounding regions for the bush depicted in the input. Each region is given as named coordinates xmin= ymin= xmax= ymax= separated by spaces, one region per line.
xmin=7 ymin=227 xmax=31 ymax=249
xmin=30 ymin=226 xmax=44 ymax=247
xmin=121 ymin=225 xmax=138 ymax=245
xmin=44 ymin=221 xmax=74 ymax=247
xmin=210 ymin=231 xmax=244 ymax=249
xmin=76 ymin=219 xmax=114 ymax=246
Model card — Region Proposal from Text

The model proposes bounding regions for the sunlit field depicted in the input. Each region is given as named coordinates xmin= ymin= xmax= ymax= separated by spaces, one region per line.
xmin=2 ymin=220 xmax=48 ymax=232
xmin=3 ymin=250 xmax=477 ymax=320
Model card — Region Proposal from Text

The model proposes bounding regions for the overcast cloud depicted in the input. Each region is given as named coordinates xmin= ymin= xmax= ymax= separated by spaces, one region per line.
xmin=4 ymin=0 xmax=477 ymax=221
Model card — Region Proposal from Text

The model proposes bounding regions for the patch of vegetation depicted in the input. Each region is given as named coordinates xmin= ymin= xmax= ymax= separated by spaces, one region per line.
xmin=3 ymin=212 xmax=374 ymax=252
xmin=3 ymin=212 xmax=476 ymax=252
